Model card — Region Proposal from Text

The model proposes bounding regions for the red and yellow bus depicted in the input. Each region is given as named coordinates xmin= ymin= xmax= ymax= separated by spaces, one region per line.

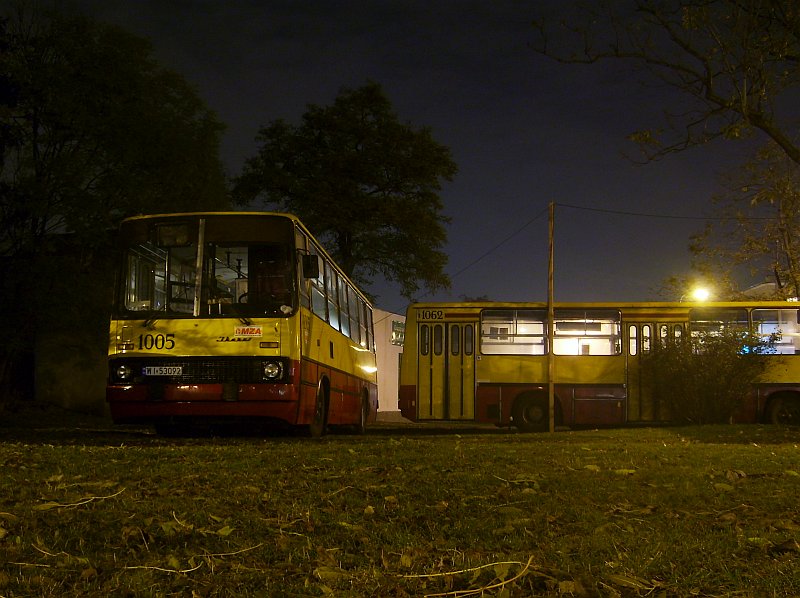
xmin=106 ymin=212 xmax=377 ymax=435
xmin=398 ymin=301 xmax=800 ymax=431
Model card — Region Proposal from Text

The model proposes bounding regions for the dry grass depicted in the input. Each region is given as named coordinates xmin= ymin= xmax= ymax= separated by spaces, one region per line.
xmin=1 ymin=404 xmax=799 ymax=597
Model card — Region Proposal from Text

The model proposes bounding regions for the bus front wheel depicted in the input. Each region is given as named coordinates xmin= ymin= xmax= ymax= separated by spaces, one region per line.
xmin=766 ymin=394 xmax=800 ymax=426
xmin=512 ymin=394 xmax=549 ymax=433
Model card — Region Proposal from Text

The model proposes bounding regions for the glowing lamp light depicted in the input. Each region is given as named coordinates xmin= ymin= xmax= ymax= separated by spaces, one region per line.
xmin=689 ymin=287 xmax=711 ymax=301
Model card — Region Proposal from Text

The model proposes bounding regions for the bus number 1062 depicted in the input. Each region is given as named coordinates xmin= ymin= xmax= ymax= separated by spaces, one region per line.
xmin=419 ymin=310 xmax=444 ymax=320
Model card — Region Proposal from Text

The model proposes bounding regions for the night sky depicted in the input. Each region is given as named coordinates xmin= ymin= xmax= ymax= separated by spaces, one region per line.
xmin=65 ymin=0 xmax=762 ymax=313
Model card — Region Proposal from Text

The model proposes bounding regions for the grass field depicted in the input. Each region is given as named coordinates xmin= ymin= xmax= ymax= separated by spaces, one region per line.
xmin=1 ymin=404 xmax=799 ymax=597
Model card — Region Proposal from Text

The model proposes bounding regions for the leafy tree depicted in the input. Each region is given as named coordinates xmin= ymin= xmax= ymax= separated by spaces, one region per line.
xmin=234 ymin=81 xmax=457 ymax=300
xmin=532 ymin=1 xmax=800 ymax=165
xmin=1 ymin=5 xmax=228 ymax=260
xmin=0 ymin=4 xmax=229 ymax=404
xmin=689 ymin=142 xmax=800 ymax=298
xmin=643 ymin=328 xmax=773 ymax=424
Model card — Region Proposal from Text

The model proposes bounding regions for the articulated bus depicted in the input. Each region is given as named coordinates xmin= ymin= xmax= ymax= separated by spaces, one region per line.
xmin=398 ymin=301 xmax=800 ymax=431
xmin=106 ymin=212 xmax=378 ymax=435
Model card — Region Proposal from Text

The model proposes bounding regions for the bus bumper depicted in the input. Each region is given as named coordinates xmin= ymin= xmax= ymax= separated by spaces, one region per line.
xmin=106 ymin=383 xmax=299 ymax=424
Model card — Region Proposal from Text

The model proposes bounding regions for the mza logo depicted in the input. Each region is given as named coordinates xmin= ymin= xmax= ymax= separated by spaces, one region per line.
xmin=234 ymin=326 xmax=263 ymax=338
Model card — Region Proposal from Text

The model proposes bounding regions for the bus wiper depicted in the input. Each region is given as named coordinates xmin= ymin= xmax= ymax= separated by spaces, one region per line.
xmin=239 ymin=316 xmax=251 ymax=326
xmin=144 ymin=308 xmax=172 ymax=329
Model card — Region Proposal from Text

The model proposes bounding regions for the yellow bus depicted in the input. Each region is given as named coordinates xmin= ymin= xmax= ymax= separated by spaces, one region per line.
xmin=398 ymin=301 xmax=800 ymax=431
xmin=106 ymin=212 xmax=377 ymax=435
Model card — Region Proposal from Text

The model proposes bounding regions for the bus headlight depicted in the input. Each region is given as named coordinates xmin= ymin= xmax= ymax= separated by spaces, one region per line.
xmin=114 ymin=364 xmax=133 ymax=382
xmin=262 ymin=360 xmax=284 ymax=380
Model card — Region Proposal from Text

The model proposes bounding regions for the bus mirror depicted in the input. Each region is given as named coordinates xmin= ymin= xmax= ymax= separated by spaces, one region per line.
xmin=302 ymin=255 xmax=320 ymax=279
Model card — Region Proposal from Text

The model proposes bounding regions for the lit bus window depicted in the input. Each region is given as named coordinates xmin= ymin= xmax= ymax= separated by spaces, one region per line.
xmin=481 ymin=309 xmax=546 ymax=355
xmin=309 ymin=249 xmax=326 ymax=320
xmin=362 ymin=303 xmax=373 ymax=350
xmin=753 ymin=309 xmax=800 ymax=354
xmin=325 ymin=263 xmax=340 ymax=331
xmin=628 ymin=324 xmax=638 ymax=356
xmin=642 ymin=325 xmax=651 ymax=353
xmin=420 ymin=324 xmax=430 ymax=356
xmin=338 ymin=278 xmax=350 ymax=337
xmin=553 ymin=309 xmax=621 ymax=356
xmin=348 ymin=286 xmax=360 ymax=344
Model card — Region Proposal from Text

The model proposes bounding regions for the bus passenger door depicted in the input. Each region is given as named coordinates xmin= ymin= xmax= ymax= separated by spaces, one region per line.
xmin=416 ymin=322 xmax=475 ymax=420
xmin=417 ymin=323 xmax=445 ymax=419
xmin=627 ymin=322 xmax=679 ymax=422
xmin=625 ymin=323 xmax=650 ymax=422
xmin=446 ymin=323 xmax=475 ymax=420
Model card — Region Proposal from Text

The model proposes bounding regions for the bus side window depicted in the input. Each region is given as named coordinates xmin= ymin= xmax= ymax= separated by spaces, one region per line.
xmin=420 ymin=325 xmax=430 ymax=356
xmin=362 ymin=302 xmax=374 ymax=351
xmin=433 ymin=324 xmax=443 ymax=355
xmin=339 ymin=281 xmax=350 ymax=337
xmin=629 ymin=324 xmax=638 ymax=356
xmin=464 ymin=325 xmax=474 ymax=356
xmin=309 ymin=247 xmax=326 ymax=320
xmin=451 ymin=326 xmax=460 ymax=355
xmin=348 ymin=286 xmax=361 ymax=344
xmin=295 ymin=230 xmax=311 ymax=308
xmin=325 ymin=263 xmax=340 ymax=330
xmin=642 ymin=325 xmax=651 ymax=353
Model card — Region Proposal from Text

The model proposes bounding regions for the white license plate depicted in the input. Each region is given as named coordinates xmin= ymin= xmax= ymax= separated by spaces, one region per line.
xmin=143 ymin=366 xmax=183 ymax=376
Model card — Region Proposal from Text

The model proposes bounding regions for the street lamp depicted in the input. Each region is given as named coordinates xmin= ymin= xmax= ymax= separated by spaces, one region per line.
xmin=682 ymin=287 xmax=711 ymax=302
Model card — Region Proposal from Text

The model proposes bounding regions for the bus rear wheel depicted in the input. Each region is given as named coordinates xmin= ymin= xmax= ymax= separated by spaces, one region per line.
xmin=348 ymin=395 xmax=369 ymax=435
xmin=309 ymin=384 xmax=328 ymax=438
xmin=512 ymin=394 xmax=549 ymax=433
xmin=766 ymin=394 xmax=800 ymax=426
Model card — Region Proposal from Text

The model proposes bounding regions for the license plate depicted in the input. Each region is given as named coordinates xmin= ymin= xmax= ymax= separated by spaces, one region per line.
xmin=143 ymin=366 xmax=182 ymax=376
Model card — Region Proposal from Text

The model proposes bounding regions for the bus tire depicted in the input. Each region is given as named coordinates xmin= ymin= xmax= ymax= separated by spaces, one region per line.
xmin=766 ymin=393 xmax=800 ymax=426
xmin=512 ymin=393 xmax=549 ymax=433
xmin=353 ymin=394 xmax=369 ymax=435
xmin=309 ymin=383 xmax=328 ymax=438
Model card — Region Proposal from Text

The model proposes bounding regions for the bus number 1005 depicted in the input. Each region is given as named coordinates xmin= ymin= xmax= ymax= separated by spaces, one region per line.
xmin=419 ymin=310 xmax=444 ymax=320
xmin=138 ymin=333 xmax=176 ymax=350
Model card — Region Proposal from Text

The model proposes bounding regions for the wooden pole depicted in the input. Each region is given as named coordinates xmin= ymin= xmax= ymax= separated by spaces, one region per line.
xmin=547 ymin=202 xmax=555 ymax=433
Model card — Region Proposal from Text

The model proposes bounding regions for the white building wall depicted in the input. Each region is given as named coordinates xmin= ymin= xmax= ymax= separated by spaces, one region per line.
xmin=373 ymin=308 xmax=405 ymax=412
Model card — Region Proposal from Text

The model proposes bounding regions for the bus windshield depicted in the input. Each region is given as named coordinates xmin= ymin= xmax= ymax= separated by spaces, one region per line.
xmin=116 ymin=215 xmax=297 ymax=318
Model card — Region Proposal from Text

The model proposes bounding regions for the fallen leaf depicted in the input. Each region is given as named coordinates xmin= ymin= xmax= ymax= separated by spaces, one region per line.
xmin=614 ymin=469 xmax=636 ymax=476
xmin=315 ymin=566 xmax=349 ymax=582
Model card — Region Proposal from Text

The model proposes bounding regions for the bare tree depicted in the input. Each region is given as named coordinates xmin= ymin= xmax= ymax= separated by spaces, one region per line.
xmin=532 ymin=1 xmax=800 ymax=164
xmin=691 ymin=142 xmax=800 ymax=297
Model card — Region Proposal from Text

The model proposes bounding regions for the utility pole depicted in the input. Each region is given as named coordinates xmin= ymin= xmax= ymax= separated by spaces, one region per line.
xmin=547 ymin=202 xmax=555 ymax=433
